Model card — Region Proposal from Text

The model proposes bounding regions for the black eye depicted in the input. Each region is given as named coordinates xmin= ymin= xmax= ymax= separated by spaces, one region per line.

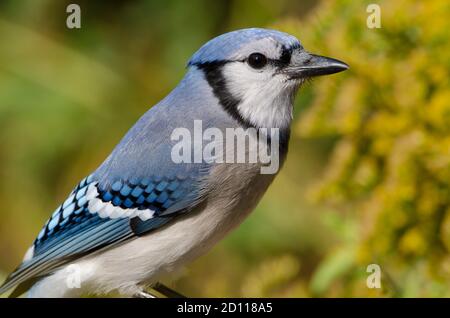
xmin=247 ymin=53 xmax=267 ymax=69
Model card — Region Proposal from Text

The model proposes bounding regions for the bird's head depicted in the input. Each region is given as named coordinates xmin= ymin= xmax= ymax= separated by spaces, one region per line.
xmin=188 ymin=28 xmax=348 ymax=130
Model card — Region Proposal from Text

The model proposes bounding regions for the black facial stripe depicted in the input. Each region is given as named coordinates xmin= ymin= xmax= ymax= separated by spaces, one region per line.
xmin=194 ymin=61 xmax=255 ymax=129
xmin=288 ymin=42 xmax=302 ymax=51
xmin=271 ymin=44 xmax=297 ymax=68
xmin=279 ymin=45 xmax=292 ymax=65
xmin=268 ymin=58 xmax=288 ymax=68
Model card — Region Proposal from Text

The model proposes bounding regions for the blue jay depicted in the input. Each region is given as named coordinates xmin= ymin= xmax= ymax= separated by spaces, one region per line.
xmin=0 ymin=28 xmax=347 ymax=297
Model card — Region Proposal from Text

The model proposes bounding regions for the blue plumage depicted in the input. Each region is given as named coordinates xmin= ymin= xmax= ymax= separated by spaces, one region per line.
xmin=32 ymin=172 xmax=196 ymax=254
xmin=188 ymin=28 xmax=301 ymax=66
xmin=34 ymin=175 xmax=96 ymax=254
xmin=96 ymin=176 xmax=186 ymax=211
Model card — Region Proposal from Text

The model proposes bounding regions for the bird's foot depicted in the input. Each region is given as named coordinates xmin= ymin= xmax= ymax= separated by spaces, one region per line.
xmin=153 ymin=282 xmax=187 ymax=298
xmin=134 ymin=283 xmax=186 ymax=298
xmin=135 ymin=290 xmax=157 ymax=298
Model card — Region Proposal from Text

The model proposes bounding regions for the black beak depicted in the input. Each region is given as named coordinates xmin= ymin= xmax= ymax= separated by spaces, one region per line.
xmin=283 ymin=52 xmax=349 ymax=79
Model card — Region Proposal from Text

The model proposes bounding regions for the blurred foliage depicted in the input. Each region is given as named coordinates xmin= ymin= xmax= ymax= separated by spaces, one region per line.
xmin=0 ymin=0 xmax=448 ymax=297
xmin=276 ymin=0 xmax=450 ymax=296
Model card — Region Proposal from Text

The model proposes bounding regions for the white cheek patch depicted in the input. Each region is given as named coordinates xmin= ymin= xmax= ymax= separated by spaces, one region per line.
xmin=222 ymin=62 xmax=297 ymax=129
xmin=86 ymin=184 xmax=154 ymax=221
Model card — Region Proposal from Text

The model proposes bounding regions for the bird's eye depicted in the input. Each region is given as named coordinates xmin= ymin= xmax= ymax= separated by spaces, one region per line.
xmin=247 ymin=53 xmax=267 ymax=69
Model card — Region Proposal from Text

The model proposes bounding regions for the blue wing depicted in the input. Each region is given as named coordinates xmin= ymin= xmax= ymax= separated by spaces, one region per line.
xmin=0 ymin=168 xmax=207 ymax=296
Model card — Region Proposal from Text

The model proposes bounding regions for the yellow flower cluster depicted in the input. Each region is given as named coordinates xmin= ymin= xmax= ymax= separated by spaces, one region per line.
xmin=277 ymin=0 xmax=450 ymax=295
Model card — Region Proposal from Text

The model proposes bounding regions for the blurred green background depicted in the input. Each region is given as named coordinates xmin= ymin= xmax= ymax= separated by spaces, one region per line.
xmin=0 ymin=0 xmax=449 ymax=297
